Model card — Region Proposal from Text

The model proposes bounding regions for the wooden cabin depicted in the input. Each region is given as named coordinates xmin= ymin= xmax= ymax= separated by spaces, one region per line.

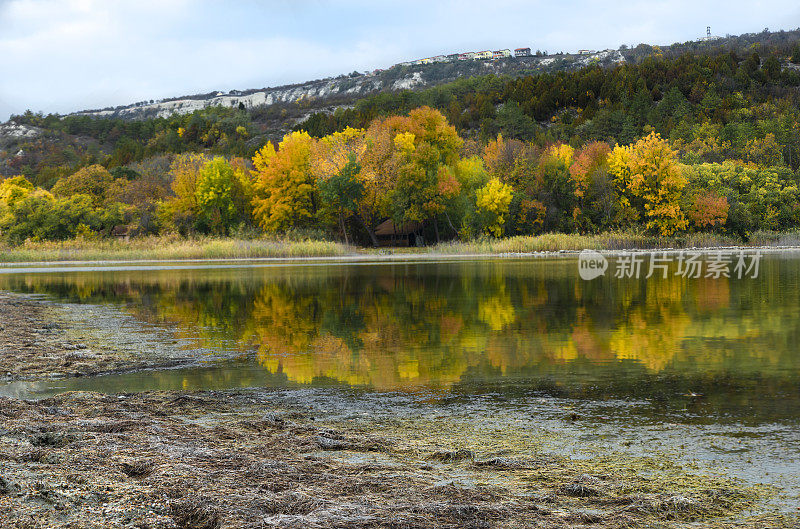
xmin=374 ymin=219 xmax=421 ymax=247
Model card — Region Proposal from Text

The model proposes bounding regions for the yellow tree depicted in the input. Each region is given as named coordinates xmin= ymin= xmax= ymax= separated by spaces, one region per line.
xmin=475 ymin=178 xmax=514 ymax=237
xmin=251 ymin=131 xmax=316 ymax=233
xmin=310 ymin=126 xmax=366 ymax=181
xmin=310 ymin=127 xmax=376 ymax=244
xmin=158 ymin=153 xmax=210 ymax=233
xmin=389 ymin=107 xmax=463 ymax=241
xmin=0 ymin=176 xmax=35 ymax=229
xmin=0 ymin=176 xmax=34 ymax=207
xmin=359 ymin=115 xmax=414 ymax=232
xmin=608 ymin=132 xmax=688 ymax=235
xmin=51 ymin=165 xmax=114 ymax=205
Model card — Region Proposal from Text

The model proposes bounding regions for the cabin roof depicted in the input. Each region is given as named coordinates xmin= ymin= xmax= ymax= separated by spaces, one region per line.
xmin=374 ymin=219 xmax=420 ymax=236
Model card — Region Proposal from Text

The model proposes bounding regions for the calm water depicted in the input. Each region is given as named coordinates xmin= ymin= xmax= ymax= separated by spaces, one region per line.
xmin=4 ymin=255 xmax=800 ymax=509
xmin=0 ymin=255 xmax=798 ymax=424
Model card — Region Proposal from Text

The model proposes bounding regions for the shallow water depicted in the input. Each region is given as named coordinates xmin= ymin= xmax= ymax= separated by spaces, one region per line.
xmin=2 ymin=255 xmax=799 ymax=417
xmin=1 ymin=255 xmax=799 ymax=508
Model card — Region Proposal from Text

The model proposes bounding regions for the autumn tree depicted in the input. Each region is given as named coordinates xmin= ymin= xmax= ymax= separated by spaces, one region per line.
xmin=475 ymin=178 xmax=514 ymax=237
xmin=569 ymin=142 xmax=618 ymax=231
xmin=531 ymin=144 xmax=577 ymax=232
xmin=608 ymin=132 xmax=687 ymax=235
xmin=51 ymin=165 xmax=115 ymax=205
xmin=311 ymin=127 xmax=376 ymax=245
xmin=310 ymin=127 xmax=366 ymax=181
xmin=252 ymin=131 xmax=316 ymax=233
xmin=194 ymin=157 xmax=252 ymax=234
xmin=686 ymin=190 xmax=729 ymax=229
xmin=388 ymin=107 xmax=463 ymax=242
xmin=358 ymin=115 xmax=417 ymax=244
xmin=0 ymin=176 xmax=35 ymax=208
xmin=483 ymin=134 xmax=534 ymax=189
xmin=158 ymin=153 xmax=210 ymax=234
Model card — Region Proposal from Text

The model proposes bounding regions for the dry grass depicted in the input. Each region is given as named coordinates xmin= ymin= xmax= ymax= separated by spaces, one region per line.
xmin=0 ymin=235 xmax=352 ymax=263
xmin=429 ymin=231 xmax=750 ymax=254
xmin=3 ymin=230 xmax=800 ymax=264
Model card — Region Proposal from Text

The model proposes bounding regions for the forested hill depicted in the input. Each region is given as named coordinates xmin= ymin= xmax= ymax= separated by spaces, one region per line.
xmin=3 ymin=28 xmax=800 ymax=246
xmin=3 ymin=27 xmax=800 ymax=188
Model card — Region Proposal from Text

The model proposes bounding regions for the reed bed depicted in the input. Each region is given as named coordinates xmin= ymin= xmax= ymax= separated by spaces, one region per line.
xmin=0 ymin=235 xmax=352 ymax=263
xmin=429 ymin=231 xmax=749 ymax=254
xmin=3 ymin=230 xmax=800 ymax=263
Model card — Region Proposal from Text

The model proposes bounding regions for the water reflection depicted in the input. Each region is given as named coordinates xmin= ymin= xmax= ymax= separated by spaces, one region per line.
xmin=1 ymin=257 xmax=799 ymax=420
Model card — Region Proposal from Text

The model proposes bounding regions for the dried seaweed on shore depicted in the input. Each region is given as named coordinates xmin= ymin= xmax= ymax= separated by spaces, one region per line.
xmin=0 ymin=390 xmax=792 ymax=529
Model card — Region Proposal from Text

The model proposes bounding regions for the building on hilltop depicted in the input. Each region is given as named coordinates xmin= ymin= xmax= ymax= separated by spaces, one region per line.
xmin=493 ymin=49 xmax=512 ymax=59
xmin=700 ymin=26 xmax=722 ymax=41
xmin=515 ymin=47 xmax=532 ymax=57
xmin=459 ymin=52 xmax=476 ymax=60
xmin=577 ymin=49 xmax=596 ymax=55
xmin=475 ymin=50 xmax=493 ymax=60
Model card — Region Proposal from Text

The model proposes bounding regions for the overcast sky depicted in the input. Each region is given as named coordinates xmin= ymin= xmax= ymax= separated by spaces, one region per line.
xmin=1 ymin=0 xmax=799 ymax=121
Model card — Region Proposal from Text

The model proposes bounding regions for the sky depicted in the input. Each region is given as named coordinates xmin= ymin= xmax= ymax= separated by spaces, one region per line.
xmin=1 ymin=0 xmax=800 ymax=121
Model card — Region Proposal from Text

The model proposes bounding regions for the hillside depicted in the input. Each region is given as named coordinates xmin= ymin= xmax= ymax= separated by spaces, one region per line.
xmin=2 ymin=28 xmax=800 ymax=247
xmin=20 ymin=27 xmax=800 ymax=125
xmin=2 ymin=27 xmax=800 ymax=187
xmin=69 ymin=50 xmax=625 ymax=121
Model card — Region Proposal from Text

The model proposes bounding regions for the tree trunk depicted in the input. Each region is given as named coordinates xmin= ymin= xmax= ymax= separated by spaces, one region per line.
xmin=339 ymin=210 xmax=349 ymax=245
xmin=444 ymin=211 xmax=457 ymax=235
xmin=356 ymin=213 xmax=379 ymax=247
xmin=433 ymin=217 xmax=440 ymax=243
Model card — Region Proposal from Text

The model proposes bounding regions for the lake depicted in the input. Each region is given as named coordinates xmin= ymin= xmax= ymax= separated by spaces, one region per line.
xmin=2 ymin=253 xmax=799 ymax=507
xmin=0 ymin=253 xmax=797 ymax=419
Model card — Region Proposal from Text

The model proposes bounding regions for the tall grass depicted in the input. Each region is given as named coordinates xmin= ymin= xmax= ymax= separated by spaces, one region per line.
xmin=429 ymin=231 xmax=746 ymax=254
xmin=0 ymin=235 xmax=353 ymax=263
xmin=2 ymin=230 xmax=797 ymax=263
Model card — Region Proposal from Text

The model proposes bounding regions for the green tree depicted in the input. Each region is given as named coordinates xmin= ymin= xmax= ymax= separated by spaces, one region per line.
xmin=496 ymin=101 xmax=537 ymax=140
xmin=318 ymin=154 xmax=364 ymax=244
xmin=195 ymin=157 xmax=251 ymax=235
xmin=51 ymin=165 xmax=115 ymax=205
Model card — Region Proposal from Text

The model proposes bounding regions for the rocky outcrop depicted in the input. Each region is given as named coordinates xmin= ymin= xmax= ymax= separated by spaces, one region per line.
xmin=56 ymin=49 xmax=629 ymax=122
xmin=0 ymin=123 xmax=41 ymax=140
xmin=71 ymin=74 xmax=396 ymax=120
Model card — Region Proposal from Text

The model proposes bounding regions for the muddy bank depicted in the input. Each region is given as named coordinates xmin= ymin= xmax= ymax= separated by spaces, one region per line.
xmin=0 ymin=390 xmax=792 ymax=529
xmin=0 ymin=293 xmax=141 ymax=381
xmin=0 ymin=292 xmax=230 ymax=383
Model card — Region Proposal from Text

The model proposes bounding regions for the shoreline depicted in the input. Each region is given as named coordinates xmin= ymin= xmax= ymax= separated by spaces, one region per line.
xmin=0 ymin=292 xmax=237 ymax=383
xmin=1 ymin=244 xmax=799 ymax=269
xmin=1 ymin=281 xmax=798 ymax=527
xmin=3 ymin=231 xmax=800 ymax=265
